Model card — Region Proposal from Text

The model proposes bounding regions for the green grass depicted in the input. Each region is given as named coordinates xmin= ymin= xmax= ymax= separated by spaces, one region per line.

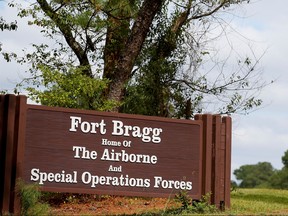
xmin=139 ymin=189 xmax=288 ymax=215
xmin=163 ymin=188 xmax=288 ymax=215
xmin=228 ymin=188 xmax=288 ymax=215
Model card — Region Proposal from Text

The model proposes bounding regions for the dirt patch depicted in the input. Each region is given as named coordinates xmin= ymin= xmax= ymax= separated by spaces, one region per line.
xmin=48 ymin=195 xmax=181 ymax=215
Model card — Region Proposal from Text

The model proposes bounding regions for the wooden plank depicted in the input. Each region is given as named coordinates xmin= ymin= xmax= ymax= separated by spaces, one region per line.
xmin=11 ymin=95 xmax=27 ymax=214
xmin=0 ymin=95 xmax=28 ymax=214
xmin=195 ymin=114 xmax=213 ymax=202
xmin=219 ymin=122 xmax=226 ymax=209
xmin=223 ymin=116 xmax=232 ymax=209
xmin=0 ymin=94 xmax=6 ymax=212
xmin=2 ymin=95 xmax=17 ymax=213
xmin=212 ymin=115 xmax=221 ymax=208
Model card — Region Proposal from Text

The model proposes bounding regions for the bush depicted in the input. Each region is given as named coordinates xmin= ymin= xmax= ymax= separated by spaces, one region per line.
xmin=188 ymin=193 xmax=218 ymax=214
xmin=168 ymin=191 xmax=219 ymax=215
xmin=16 ymin=179 xmax=50 ymax=216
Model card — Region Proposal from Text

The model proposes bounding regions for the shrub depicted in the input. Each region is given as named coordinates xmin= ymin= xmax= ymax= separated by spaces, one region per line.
xmin=16 ymin=179 xmax=50 ymax=216
xmin=172 ymin=191 xmax=219 ymax=215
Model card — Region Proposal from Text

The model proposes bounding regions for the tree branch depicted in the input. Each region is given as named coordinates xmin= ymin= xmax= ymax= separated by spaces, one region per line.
xmin=36 ymin=0 xmax=93 ymax=77
xmin=189 ymin=0 xmax=229 ymax=21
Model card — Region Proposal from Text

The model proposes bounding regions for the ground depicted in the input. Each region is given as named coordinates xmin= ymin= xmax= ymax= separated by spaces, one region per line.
xmin=48 ymin=195 xmax=181 ymax=215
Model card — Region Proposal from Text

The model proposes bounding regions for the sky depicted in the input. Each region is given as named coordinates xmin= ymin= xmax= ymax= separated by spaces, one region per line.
xmin=227 ymin=0 xmax=288 ymax=174
xmin=0 ymin=0 xmax=288 ymax=180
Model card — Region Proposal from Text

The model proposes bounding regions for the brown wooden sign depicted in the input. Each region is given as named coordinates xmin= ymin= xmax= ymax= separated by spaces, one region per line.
xmin=0 ymin=94 xmax=232 ymax=214
xmin=23 ymin=105 xmax=202 ymax=198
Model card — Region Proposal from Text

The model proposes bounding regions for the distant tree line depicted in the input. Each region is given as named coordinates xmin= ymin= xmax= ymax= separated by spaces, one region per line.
xmin=233 ymin=150 xmax=288 ymax=189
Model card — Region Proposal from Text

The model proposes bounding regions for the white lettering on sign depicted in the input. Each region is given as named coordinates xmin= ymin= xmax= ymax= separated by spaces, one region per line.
xmin=73 ymin=146 xmax=97 ymax=160
xmin=153 ymin=176 xmax=192 ymax=190
xmin=108 ymin=165 xmax=122 ymax=172
xmin=101 ymin=148 xmax=157 ymax=164
xmin=101 ymin=138 xmax=121 ymax=147
xmin=81 ymin=172 xmax=151 ymax=188
xmin=69 ymin=116 xmax=107 ymax=134
xmin=69 ymin=116 xmax=163 ymax=144
xmin=30 ymin=168 xmax=77 ymax=185
xmin=112 ymin=120 xmax=163 ymax=143
xmin=29 ymin=169 xmax=194 ymax=191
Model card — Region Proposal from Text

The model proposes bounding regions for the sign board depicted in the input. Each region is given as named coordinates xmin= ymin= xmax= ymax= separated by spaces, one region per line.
xmin=22 ymin=105 xmax=202 ymax=198
xmin=1 ymin=95 xmax=232 ymax=214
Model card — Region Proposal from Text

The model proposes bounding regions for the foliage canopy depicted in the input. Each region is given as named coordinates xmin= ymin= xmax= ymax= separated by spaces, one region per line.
xmin=233 ymin=162 xmax=275 ymax=188
xmin=2 ymin=0 xmax=267 ymax=117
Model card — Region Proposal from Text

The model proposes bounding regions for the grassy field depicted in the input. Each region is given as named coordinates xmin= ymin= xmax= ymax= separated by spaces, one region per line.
xmin=228 ymin=188 xmax=288 ymax=215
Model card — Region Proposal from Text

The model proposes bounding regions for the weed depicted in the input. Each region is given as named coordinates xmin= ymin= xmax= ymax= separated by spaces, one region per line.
xmin=171 ymin=191 xmax=219 ymax=215
xmin=16 ymin=179 xmax=50 ymax=216
xmin=174 ymin=190 xmax=192 ymax=210
xmin=189 ymin=193 xmax=218 ymax=214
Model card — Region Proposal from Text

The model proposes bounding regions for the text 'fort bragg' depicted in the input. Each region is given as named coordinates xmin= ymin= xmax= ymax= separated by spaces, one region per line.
xmin=69 ymin=116 xmax=163 ymax=144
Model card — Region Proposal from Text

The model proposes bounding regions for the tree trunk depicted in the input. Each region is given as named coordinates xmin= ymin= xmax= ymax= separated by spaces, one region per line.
xmin=103 ymin=0 xmax=164 ymax=112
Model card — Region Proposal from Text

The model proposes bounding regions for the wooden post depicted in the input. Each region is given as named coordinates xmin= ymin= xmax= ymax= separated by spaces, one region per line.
xmin=12 ymin=95 xmax=27 ymax=214
xmin=0 ymin=95 xmax=6 ymax=213
xmin=195 ymin=114 xmax=232 ymax=210
xmin=1 ymin=95 xmax=17 ymax=213
xmin=211 ymin=115 xmax=221 ymax=208
xmin=195 ymin=114 xmax=213 ymax=202
xmin=223 ymin=116 xmax=232 ymax=209
xmin=0 ymin=95 xmax=27 ymax=214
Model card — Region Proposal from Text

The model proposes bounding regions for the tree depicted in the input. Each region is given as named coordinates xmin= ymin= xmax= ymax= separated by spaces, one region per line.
xmin=269 ymin=170 xmax=288 ymax=189
xmin=2 ymin=0 xmax=266 ymax=116
xmin=281 ymin=150 xmax=288 ymax=168
xmin=269 ymin=150 xmax=288 ymax=189
xmin=233 ymin=162 xmax=275 ymax=188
